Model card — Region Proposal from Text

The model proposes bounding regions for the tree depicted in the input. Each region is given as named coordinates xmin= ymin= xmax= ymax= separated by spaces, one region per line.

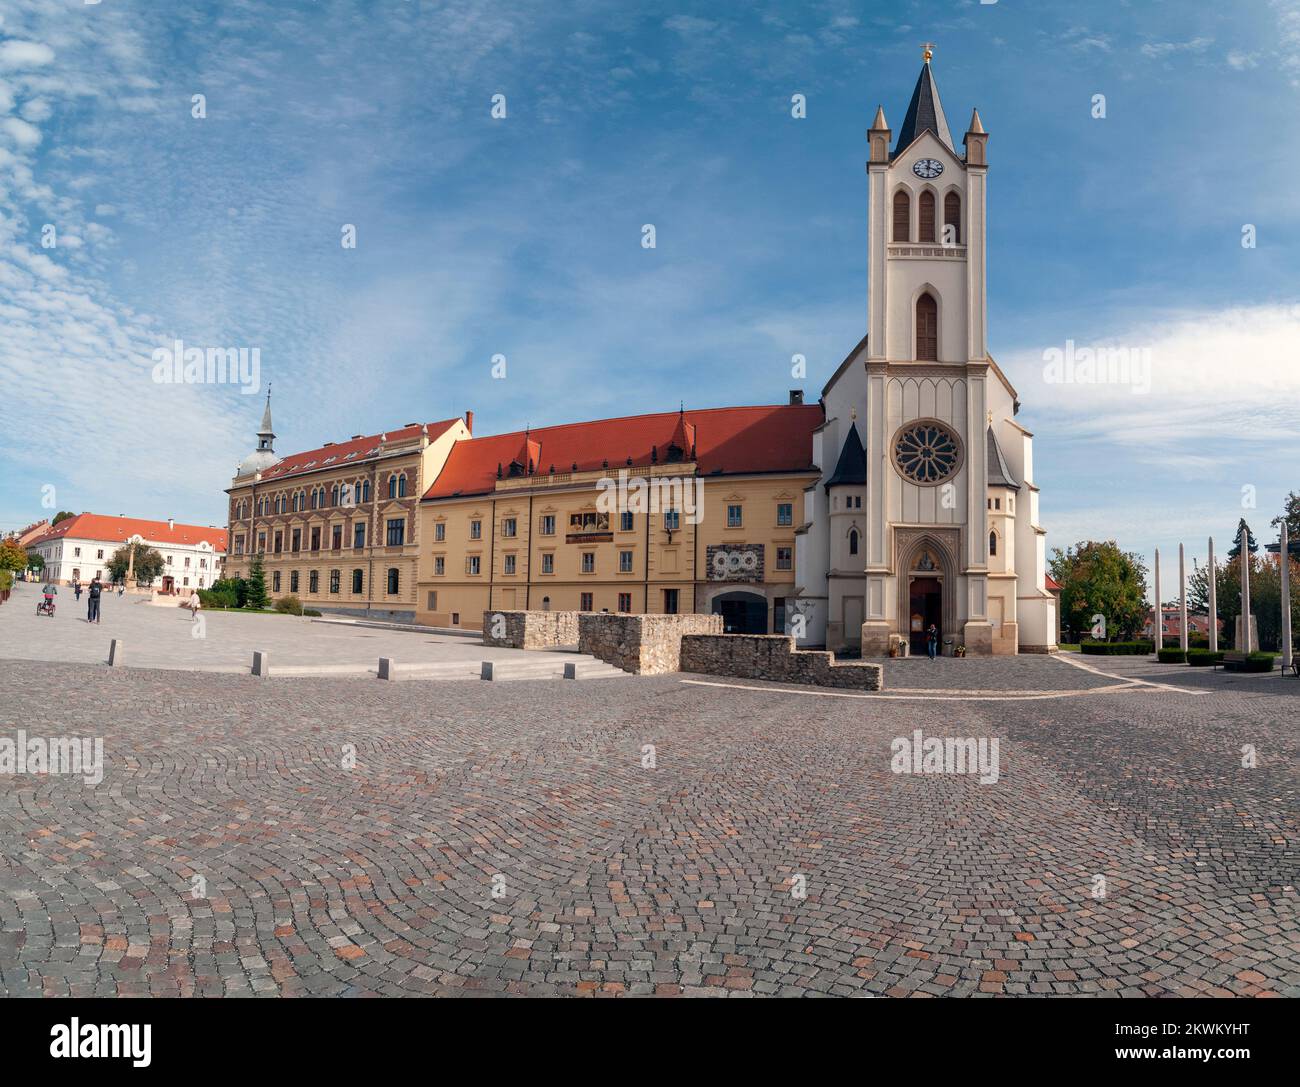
xmin=51 ymin=511 xmax=75 ymax=526
xmin=0 ymin=538 xmax=28 ymax=574
xmin=1049 ymin=540 xmax=1149 ymax=641
xmin=25 ymin=550 xmax=45 ymax=575
xmin=245 ymin=553 xmax=269 ymax=609
xmin=107 ymin=543 xmax=164 ymax=586
xmin=1227 ymin=517 xmax=1259 ymax=559
xmin=1270 ymin=491 xmax=1300 ymax=558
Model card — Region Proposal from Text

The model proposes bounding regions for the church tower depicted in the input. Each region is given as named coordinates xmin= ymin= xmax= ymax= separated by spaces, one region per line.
xmin=794 ymin=46 xmax=1055 ymax=656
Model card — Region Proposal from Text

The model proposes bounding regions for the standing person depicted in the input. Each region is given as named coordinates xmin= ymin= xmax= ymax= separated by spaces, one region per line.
xmin=73 ymin=578 xmax=82 ymax=602
xmin=926 ymin=623 xmax=939 ymax=660
xmin=87 ymin=576 xmax=103 ymax=624
xmin=186 ymin=588 xmax=201 ymax=621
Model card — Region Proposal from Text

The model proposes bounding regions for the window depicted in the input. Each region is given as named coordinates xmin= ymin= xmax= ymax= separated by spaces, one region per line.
xmin=619 ymin=550 xmax=634 ymax=573
xmin=308 ymin=527 xmax=319 ymax=552
xmin=398 ymin=475 xmax=407 ymax=497
xmin=777 ymin=503 xmax=793 ymax=526
xmin=944 ymin=191 xmax=961 ymax=244
xmin=434 ymin=522 xmax=445 ymax=542
xmin=427 ymin=591 xmax=437 ymax=610
xmin=916 ymin=292 xmax=938 ymax=360
xmin=467 ymin=555 xmax=481 ymax=575
xmin=540 ymin=515 xmax=555 ymax=536
xmin=541 ymin=553 xmax=554 ymax=574
xmin=386 ymin=568 xmax=400 ymax=595
xmin=664 ymin=589 xmax=679 ymax=614
xmin=994 ymin=498 xmax=1001 ymax=510
xmin=74 ymin=547 xmax=81 ymax=557
xmin=97 ymin=549 xmax=104 ymax=560
xmin=388 ymin=475 xmax=397 ymax=499
xmin=309 ymin=570 xmax=319 ymax=594
xmin=470 ymin=520 xmax=482 ymax=540
xmin=618 ymin=592 xmax=632 ymax=612
xmin=569 ymin=511 xmax=610 ymax=533
xmin=256 ymin=533 xmax=266 ymax=553
xmin=332 ymin=525 xmax=343 ymax=550
xmin=502 ymin=517 xmax=517 ymax=538
xmin=353 ymin=523 xmax=365 ymax=549
xmin=290 ymin=570 xmax=299 ymax=592
xmin=919 ymin=190 xmax=936 ymax=243
xmin=581 ymin=552 xmax=595 ymax=574
xmin=777 ymin=546 xmax=792 ymax=570
xmin=849 ymin=529 xmax=859 ymax=556
xmin=541 ymin=598 xmax=550 ymax=611
xmin=274 ymin=531 xmax=282 ymax=554
xmin=352 ymin=569 xmax=363 ymax=593
xmin=894 ymin=421 xmax=960 ymax=484
xmin=386 ymin=518 xmax=405 ymax=546
xmin=503 ymin=554 xmax=516 ymax=575
xmin=273 ymin=571 xmax=281 ymax=592
xmin=619 ymin=511 xmax=634 ymax=532
xmin=331 ymin=485 xmax=339 ymax=506
xmin=451 ymin=612 xmax=460 ymax=625
xmin=292 ymin=528 xmax=301 ymax=553
xmin=434 ymin=556 xmax=445 ymax=575
xmin=664 ymin=509 xmax=680 ymax=531
xmin=727 ymin=505 xmax=742 ymax=528
xmin=580 ymin=592 xmax=593 ymax=612
xmin=234 ymin=535 xmax=244 ymax=555
xmin=310 ymin=490 xmax=318 ymax=510
xmin=329 ymin=569 xmax=340 ymax=594
xmin=361 ymin=480 xmax=370 ymax=503
xmin=989 ymin=531 xmax=998 ymax=556
xmin=892 ymin=189 xmax=910 ymax=242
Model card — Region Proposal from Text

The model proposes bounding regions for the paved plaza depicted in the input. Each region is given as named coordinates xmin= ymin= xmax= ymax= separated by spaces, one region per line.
xmin=1 ymin=595 xmax=1296 ymax=997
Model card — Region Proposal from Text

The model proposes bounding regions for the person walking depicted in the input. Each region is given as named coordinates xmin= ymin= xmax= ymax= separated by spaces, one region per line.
xmin=186 ymin=588 xmax=201 ymax=621
xmin=926 ymin=623 xmax=939 ymax=660
xmin=73 ymin=579 xmax=82 ymax=602
xmin=87 ymin=576 xmax=103 ymax=623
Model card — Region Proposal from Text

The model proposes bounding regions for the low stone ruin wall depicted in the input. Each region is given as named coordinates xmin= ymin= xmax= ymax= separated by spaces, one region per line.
xmin=578 ymin=613 xmax=723 ymax=675
xmin=481 ymin=610 xmax=579 ymax=650
xmin=680 ymin=634 xmax=884 ymax=690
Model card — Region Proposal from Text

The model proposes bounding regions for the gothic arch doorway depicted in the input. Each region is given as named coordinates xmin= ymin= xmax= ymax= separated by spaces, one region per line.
xmin=711 ymin=590 xmax=768 ymax=634
xmin=894 ymin=531 xmax=959 ymax=655
xmin=908 ymin=577 xmax=941 ymax=656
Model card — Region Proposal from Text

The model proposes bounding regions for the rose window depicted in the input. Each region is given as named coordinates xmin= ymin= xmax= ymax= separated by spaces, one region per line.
xmin=893 ymin=422 xmax=960 ymax=484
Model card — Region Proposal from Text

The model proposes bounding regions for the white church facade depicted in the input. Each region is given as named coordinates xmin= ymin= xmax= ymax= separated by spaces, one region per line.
xmin=794 ymin=51 xmax=1056 ymax=656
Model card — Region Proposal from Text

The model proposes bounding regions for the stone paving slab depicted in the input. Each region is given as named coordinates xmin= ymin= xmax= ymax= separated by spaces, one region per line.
xmin=0 ymin=657 xmax=1295 ymax=998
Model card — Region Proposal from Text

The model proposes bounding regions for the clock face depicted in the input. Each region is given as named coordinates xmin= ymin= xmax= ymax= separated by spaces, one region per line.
xmin=912 ymin=158 xmax=944 ymax=179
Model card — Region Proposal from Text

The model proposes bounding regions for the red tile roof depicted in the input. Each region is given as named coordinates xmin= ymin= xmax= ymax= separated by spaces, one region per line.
xmin=424 ymin=404 xmax=823 ymax=499
xmin=27 ymin=514 xmax=228 ymax=552
xmin=1044 ymin=573 xmax=1062 ymax=591
xmin=252 ymin=419 xmax=463 ymax=485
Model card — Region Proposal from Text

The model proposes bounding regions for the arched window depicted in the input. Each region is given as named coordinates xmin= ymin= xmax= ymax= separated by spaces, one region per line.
xmin=849 ymin=529 xmax=859 ymax=556
xmin=944 ymin=192 xmax=961 ymax=244
xmin=388 ymin=475 xmax=397 ymax=499
xmin=398 ymin=475 xmax=407 ymax=498
xmin=892 ymin=190 xmax=910 ymax=242
xmin=542 ymin=596 xmax=551 ymax=611
xmin=919 ymin=190 xmax=936 ymax=243
xmin=331 ymin=485 xmax=339 ymax=506
xmin=916 ymin=292 xmax=938 ymax=360
xmin=386 ymin=567 xmax=400 ymax=595
xmin=989 ymin=530 xmax=998 ymax=556
xmin=361 ymin=480 xmax=371 ymax=503
xmin=310 ymin=490 xmax=317 ymax=510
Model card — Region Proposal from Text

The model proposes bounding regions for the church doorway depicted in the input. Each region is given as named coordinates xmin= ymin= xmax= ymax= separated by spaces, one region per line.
xmin=712 ymin=590 xmax=768 ymax=634
xmin=908 ymin=577 xmax=942 ymax=655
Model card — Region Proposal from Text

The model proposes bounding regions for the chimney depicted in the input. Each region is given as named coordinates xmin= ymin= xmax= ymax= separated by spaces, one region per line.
xmin=168 ymin=518 xmax=174 ymax=531
xmin=404 ymin=422 xmax=418 ymax=428
xmin=350 ymin=434 xmax=363 ymax=440
xmin=788 ymin=389 xmax=804 ymax=405
xmin=465 ymin=410 xmax=474 ymax=434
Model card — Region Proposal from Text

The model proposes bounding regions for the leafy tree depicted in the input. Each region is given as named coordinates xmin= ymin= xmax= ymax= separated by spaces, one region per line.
xmin=106 ymin=543 xmax=165 ymax=586
xmin=1270 ymin=491 xmax=1300 ymax=557
xmin=1227 ymin=517 xmax=1259 ymax=559
xmin=1048 ymin=540 xmax=1149 ymax=641
xmin=0 ymin=538 xmax=29 ymax=573
xmin=51 ymin=511 xmax=76 ymax=526
xmin=25 ymin=550 xmax=45 ymax=575
xmin=245 ymin=553 xmax=269 ymax=609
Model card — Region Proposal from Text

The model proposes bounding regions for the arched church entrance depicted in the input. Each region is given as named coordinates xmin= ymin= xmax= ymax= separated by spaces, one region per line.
xmin=712 ymin=590 xmax=768 ymax=634
xmin=908 ymin=577 xmax=942 ymax=655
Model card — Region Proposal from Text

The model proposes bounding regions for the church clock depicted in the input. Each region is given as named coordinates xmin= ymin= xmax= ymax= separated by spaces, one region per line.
xmin=912 ymin=158 xmax=944 ymax=179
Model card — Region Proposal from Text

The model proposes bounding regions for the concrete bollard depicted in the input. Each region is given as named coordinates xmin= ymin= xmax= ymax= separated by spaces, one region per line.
xmin=480 ymin=661 xmax=494 ymax=680
xmin=252 ymin=650 xmax=270 ymax=677
xmin=563 ymin=662 xmax=576 ymax=679
xmin=108 ymin=639 xmax=123 ymax=667
xmin=378 ymin=657 xmax=395 ymax=681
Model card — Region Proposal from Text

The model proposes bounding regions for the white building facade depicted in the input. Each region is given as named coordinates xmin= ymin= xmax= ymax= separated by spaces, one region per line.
xmin=27 ymin=513 xmax=228 ymax=592
xmin=794 ymin=52 xmax=1055 ymax=656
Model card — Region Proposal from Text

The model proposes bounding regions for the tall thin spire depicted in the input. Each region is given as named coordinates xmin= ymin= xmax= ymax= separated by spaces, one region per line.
xmin=893 ymin=50 xmax=953 ymax=155
xmin=257 ymin=386 xmax=274 ymax=452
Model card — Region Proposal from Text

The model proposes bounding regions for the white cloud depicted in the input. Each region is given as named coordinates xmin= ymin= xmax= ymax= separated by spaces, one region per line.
xmin=1227 ymin=50 xmax=1261 ymax=70
xmin=0 ymin=40 xmax=54 ymax=69
xmin=0 ymin=115 xmax=41 ymax=148
xmin=1140 ymin=37 xmax=1214 ymax=59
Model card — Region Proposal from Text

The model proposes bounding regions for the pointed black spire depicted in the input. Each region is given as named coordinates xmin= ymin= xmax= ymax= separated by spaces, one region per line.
xmin=893 ymin=53 xmax=954 ymax=156
xmin=824 ymin=421 xmax=866 ymax=491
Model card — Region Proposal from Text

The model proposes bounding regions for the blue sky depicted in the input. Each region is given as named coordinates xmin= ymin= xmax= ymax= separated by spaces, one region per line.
xmin=1 ymin=0 xmax=1298 ymax=588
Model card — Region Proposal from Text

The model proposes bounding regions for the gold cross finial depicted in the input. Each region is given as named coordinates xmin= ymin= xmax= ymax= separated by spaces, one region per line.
xmin=987 ymin=409 xmax=993 ymax=426
xmin=851 ymin=406 xmax=858 ymax=421
xmin=921 ymin=42 xmax=934 ymax=62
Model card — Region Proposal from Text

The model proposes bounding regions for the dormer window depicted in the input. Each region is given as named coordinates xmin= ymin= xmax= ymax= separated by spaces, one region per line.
xmin=665 ymin=443 xmax=684 ymax=464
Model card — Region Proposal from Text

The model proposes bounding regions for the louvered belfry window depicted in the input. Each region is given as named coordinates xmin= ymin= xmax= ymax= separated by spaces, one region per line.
xmin=944 ymin=192 xmax=961 ymax=244
xmin=892 ymin=190 xmax=910 ymax=242
xmin=919 ymin=191 xmax=936 ymax=243
xmin=916 ymin=293 xmax=938 ymax=360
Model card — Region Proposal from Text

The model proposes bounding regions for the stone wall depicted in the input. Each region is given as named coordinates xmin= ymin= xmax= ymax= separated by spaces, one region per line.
xmin=681 ymin=634 xmax=884 ymax=690
xmin=481 ymin=610 xmax=579 ymax=650
xmin=578 ymin=613 xmax=723 ymax=675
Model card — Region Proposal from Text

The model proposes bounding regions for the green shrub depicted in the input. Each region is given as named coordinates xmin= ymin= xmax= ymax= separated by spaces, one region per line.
xmin=1081 ymin=640 xmax=1155 ymax=655
xmin=303 ymin=608 xmax=321 ymax=617
xmin=1242 ymin=653 xmax=1276 ymax=673
xmin=273 ymin=594 xmax=303 ymax=615
xmin=198 ymin=588 xmax=237 ymax=609
xmin=1157 ymin=648 xmax=1186 ymax=663
xmin=0 ymin=569 xmax=13 ymax=591
xmin=1186 ymin=649 xmax=1224 ymax=667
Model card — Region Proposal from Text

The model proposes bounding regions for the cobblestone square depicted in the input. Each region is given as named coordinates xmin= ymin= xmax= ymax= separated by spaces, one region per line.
xmin=1 ymin=633 xmax=1295 ymax=998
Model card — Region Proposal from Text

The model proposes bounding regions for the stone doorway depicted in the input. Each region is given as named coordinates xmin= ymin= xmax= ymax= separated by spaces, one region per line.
xmin=908 ymin=576 xmax=942 ymax=655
